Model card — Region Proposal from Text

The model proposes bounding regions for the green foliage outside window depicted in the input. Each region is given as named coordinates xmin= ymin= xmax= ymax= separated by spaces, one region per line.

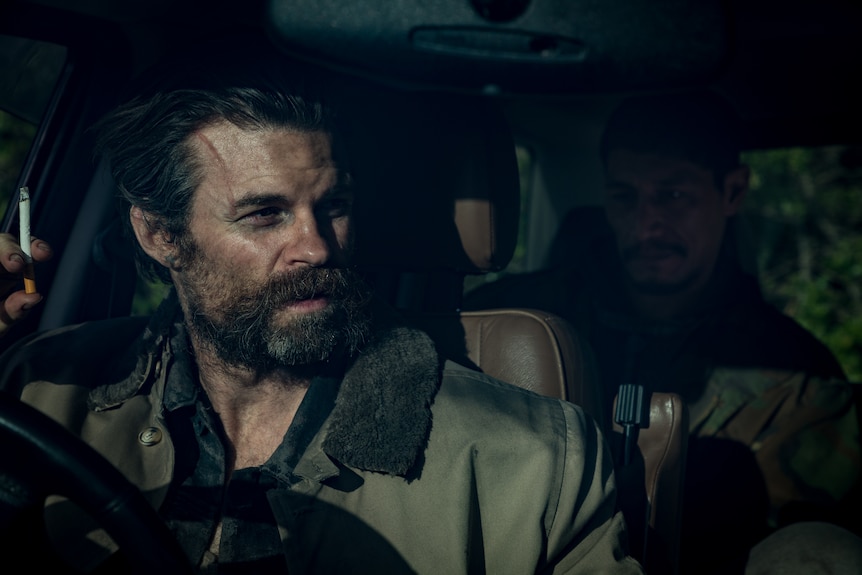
xmin=0 ymin=110 xmax=36 ymax=221
xmin=742 ymin=146 xmax=862 ymax=381
xmin=131 ymin=278 xmax=170 ymax=316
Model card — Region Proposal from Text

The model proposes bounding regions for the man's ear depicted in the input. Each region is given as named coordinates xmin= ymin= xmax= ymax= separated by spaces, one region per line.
xmin=129 ymin=206 xmax=180 ymax=270
xmin=723 ymin=164 xmax=750 ymax=216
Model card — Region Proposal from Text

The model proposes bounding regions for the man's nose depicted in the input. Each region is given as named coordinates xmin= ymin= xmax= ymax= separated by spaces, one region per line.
xmin=633 ymin=198 xmax=667 ymax=240
xmin=283 ymin=212 xmax=331 ymax=267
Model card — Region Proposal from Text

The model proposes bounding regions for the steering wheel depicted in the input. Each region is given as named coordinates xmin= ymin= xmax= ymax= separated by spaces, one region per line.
xmin=0 ymin=393 xmax=192 ymax=574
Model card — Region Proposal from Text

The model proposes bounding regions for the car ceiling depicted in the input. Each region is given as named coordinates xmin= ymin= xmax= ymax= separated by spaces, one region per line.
xmin=3 ymin=0 xmax=862 ymax=149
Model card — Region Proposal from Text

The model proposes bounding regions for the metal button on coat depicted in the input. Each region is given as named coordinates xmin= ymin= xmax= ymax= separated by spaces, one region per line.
xmin=139 ymin=427 xmax=163 ymax=446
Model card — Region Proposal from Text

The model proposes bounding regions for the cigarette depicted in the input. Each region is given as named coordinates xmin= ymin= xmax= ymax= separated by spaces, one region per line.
xmin=18 ymin=187 xmax=36 ymax=294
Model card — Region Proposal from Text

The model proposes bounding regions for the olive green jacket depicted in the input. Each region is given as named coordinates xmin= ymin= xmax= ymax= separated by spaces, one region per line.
xmin=0 ymin=301 xmax=643 ymax=574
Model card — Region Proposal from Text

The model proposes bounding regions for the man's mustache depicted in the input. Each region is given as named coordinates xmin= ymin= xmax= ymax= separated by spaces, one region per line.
xmin=621 ymin=240 xmax=687 ymax=261
xmin=262 ymin=267 xmax=363 ymax=304
xmin=221 ymin=266 xmax=370 ymax=326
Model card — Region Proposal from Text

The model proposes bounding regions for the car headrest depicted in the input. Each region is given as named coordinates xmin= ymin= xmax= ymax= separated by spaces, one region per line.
xmin=341 ymin=87 xmax=520 ymax=274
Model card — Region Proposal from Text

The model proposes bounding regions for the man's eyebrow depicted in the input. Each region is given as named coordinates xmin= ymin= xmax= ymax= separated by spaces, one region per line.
xmin=232 ymin=183 xmax=354 ymax=211
xmin=232 ymin=193 xmax=289 ymax=210
xmin=656 ymin=169 xmax=704 ymax=186
xmin=335 ymin=170 xmax=354 ymax=190
xmin=605 ymin=180 xmax=635 ymax=190
xmin=326 ymin=179 xmax=354 ymax=194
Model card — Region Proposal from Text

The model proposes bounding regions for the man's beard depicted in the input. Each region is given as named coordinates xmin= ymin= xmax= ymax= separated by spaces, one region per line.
xmin=626 ymin=275 xmax=697 ymax=296
xmin=177 ymin=249 xmax=373 ymax=372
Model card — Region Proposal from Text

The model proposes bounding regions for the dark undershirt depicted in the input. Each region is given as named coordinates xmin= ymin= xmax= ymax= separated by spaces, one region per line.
xmin=157 ymin=335 xmax=339 ymax=573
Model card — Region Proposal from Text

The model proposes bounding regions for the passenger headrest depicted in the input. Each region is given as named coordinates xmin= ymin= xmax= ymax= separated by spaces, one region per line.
xmin=339 ymin=87 xmax=520 ymax=274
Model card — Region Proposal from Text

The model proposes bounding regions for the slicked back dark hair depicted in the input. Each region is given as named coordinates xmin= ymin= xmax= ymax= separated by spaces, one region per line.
xmin=94 ymin=36 xmax=336 ymax=283
xmin=600 ymin=90 xmax=744 ymax=187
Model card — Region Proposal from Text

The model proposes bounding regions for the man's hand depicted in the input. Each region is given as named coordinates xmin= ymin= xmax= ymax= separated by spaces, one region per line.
xmin=0 ymin=233 xmax=52 ymax=337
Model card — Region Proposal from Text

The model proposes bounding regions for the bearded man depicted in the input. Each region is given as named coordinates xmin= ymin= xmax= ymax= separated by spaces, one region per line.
xmin=0 ymin=45 xmax=642 ymax=574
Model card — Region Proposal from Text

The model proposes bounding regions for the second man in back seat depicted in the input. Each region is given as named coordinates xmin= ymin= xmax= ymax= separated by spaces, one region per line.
xmin=464 ymin=90 xmax=862 ymax=574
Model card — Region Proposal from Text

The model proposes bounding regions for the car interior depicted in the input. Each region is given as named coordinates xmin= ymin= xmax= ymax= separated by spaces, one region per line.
xmin=1 ymin=0 xmax=861 ymax=572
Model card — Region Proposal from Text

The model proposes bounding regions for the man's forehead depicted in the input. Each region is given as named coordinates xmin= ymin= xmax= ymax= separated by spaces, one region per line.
xmin=185 ymin=121 xmax=353 ymax=210
xmin=606 ymin=149 xmax=714 ymax=181
xmin=190 ymin=121 xmax=339 ymax=166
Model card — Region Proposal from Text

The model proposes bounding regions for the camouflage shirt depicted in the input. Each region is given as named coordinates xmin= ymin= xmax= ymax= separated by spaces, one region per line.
xmin=690 ymin=367 xmax=860 ymax=528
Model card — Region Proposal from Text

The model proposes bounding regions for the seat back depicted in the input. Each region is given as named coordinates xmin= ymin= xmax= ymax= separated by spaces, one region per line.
xmin=612 ymin=393 xmax=688 ymax=575
xmin=407 ymin=308 xmax=607 ymax=431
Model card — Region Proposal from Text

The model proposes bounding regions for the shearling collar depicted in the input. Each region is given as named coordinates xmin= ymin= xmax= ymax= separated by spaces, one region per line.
xmin=88 ymin=291 xmax=443 ymax=477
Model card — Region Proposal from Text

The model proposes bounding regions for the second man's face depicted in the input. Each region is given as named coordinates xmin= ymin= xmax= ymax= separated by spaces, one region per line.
xmin=603 ymin=149 xmax=745 ymax=296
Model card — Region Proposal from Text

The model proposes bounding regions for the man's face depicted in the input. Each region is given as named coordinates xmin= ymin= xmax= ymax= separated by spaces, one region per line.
xmin=603 ymin=149 xmax=746 ymax=295
xmin=171 ymin=121 xmax=371 ymax=370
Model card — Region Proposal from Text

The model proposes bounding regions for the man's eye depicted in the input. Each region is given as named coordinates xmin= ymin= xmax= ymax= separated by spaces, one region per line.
xmin=244 ymin=207 xmax=286 ymax=226
xmin=320 ymin=198 xmax=353 ymax=217
xmin=608 ymin=191 xmax=636 ymax=205
xmin=662 ymin=189 xmax=685 ymax=201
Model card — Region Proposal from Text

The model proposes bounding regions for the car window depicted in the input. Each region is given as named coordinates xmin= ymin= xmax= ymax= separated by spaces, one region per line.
xmin=741 ymin=145 xmax=862 ymax=380
xmin=0 ymin=35 xmax=66 ymax=221
xmin=0 ymin=110 xmax=34 ymax=220
xmin=132 ymin=278 xmax=170 ymax=316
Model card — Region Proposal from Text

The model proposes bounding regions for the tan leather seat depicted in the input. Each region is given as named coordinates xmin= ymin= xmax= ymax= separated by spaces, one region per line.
xmin=413 ymin=308 xmax=688 ymax=574
xmin=408 ymin=308 xmax=606 ymax=431
xmin=347 ymin=86 xmax=687 ymax=573
xmin=612 ymin=393 xmax=688 ymax=575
